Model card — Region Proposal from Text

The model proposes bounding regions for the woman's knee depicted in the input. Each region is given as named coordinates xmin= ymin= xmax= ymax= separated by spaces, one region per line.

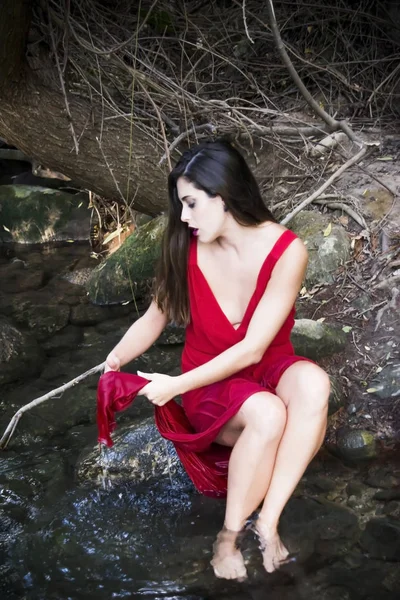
xmin=239 ymin=393 xmax=287 ymax=440
xmin=280 ymin=363 xmax=330 ymax=415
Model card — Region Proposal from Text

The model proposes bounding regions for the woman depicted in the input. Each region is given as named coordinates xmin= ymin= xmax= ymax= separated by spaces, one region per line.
xmin=103 ymin=140 xmax=330 ymax=581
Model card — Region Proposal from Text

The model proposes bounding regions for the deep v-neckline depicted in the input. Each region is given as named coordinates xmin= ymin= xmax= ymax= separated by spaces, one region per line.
xmin=194 ymin=233 xmax=286 ymax=334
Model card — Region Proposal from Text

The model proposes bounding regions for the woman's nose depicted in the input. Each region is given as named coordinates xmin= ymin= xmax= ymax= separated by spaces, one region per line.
xmin=181 ymin=205 xmax=190 ymax=222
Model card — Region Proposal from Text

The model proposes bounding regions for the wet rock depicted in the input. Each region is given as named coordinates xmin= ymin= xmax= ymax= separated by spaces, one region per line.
xmin=368 ymin=364 xmax=400 ymax=399
xmin=289 ymin=211 xmax=351 ymax=286
xmin=291 ymin=319 xmax=347 ymax=360
xmin=346 ymin=481 xmax=368 ymax=497
xmin=382 ymin=501 xmax=400 ymax=519
xmin=86 ymin=215 xmax=165 ymax=305
xmin=374 ymin=489 xmax=400 ymax=501
xmin=41 ymin=325 xmax=83 ymax=356
xmin=360 ymin=517 xmax=400 ymax=561
xmin=280 ymin=496 xmax=360 ymax=559
xmin=76 ymin=417 xmax=191 ymax=490
xmin=305 ymin=475 xmax=338 ymax=492
xmin=61 ymin=267 xmax=94 ymax=286
xmin=0 ymin=185 xmax=90 ymax=243
xmin=0 ymin=317 xmax=43 ymax=386
xmin=0 ymin=261 xmax=45 ymax=294
xmin=156 ymin=323 xmax=186 ymax=346
xmin=10 ymin=383 xmax=98 ymax=441
xmin=11 ymin=295 xmax=70 ymax=340
xmin=336 ymin=428 xmax=377 ymax=461
xmin=70 ymin=303 xmax=114 ymax=326
xmin=365 ymin=465 xmax=400 ymax=490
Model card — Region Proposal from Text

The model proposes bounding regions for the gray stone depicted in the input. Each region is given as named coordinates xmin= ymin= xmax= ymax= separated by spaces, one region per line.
xmin=365 ymin=465 xmax=400 ymax=490
xmin=41 ymin=325 xmax=83 ymax=356
xmin=156 ymin=323 xmax=186 ymax=346
xmin=291 ymin=319 xmax=347 ymax=360
xmin=11 ymin=297 xmax=70 ymax=340
xmin=70 ymin=303 xmax=114 ymax=326
xmin=289 ymin=211 xmax=351 ymax=286
xmin=0 ymin=261 xmax=45 ymax=294
xmin=61 ymin=268 xmax=94 ymax=286
xmin=336 ymin=428 xmax=377 ymax=462
xmin=0 ymin=317 xmax=43 ymax=386
xmin=360 ymin=517 xmax=400 ymax=561
xmin=368 ymin=364 xmax=400 ymax=399
xmin=0 ymin=185 xmax=90 ymax=243
xmin=86 ymin=215 xmax=165 ymax=305
xmin=76 ymin=417 xmax=190 ymax=489
xmin=374 ymin=489 xmax=400 ymax=501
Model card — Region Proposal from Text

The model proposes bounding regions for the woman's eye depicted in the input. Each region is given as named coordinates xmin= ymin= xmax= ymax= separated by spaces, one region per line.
xmin=188 ymin=202 xmax=195 ymax=209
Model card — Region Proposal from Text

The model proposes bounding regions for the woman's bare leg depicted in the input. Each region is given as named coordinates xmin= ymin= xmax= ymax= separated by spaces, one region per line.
xmin=256 ymin=362 xmax=330 ymax=572
xmin=211 ymin=391 xmax=287 ymax=580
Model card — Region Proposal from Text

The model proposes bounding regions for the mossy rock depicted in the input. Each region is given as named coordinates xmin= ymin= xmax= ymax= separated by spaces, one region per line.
xmin=289 ymin=211 xmax=351 ymax=286
xmin=86 ymin=215 xmax=166 ymax=305
xmin=291 ymin=318 xmax=347 ymax=360
xmin=0 ymin=185 xmax=90 ymax=243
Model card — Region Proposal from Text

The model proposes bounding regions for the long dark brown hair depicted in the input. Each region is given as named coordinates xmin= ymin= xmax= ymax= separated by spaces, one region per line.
xmin=154 ymin=140 xmax=276 ymax=326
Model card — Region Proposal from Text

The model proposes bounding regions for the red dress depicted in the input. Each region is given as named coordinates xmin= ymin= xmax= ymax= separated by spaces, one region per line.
xmin=97 ymin=229 xmax=311 ymax=498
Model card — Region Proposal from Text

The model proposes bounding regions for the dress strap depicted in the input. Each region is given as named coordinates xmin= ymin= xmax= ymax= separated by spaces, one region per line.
xmin=269 ymin=229 xmax=298 ymax=262
xmin=256 ymin=229 xmax=298 ymax=293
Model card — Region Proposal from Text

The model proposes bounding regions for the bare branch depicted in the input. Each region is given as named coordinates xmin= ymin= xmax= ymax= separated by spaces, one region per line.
xmin=0 ymin=362 xmax=105 ymax=450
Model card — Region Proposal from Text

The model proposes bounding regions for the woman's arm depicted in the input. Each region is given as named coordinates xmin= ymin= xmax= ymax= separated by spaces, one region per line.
xmin=176 ymin=239 xmax=308 ymax=394
xmin=105 ymin=300 xmax=168 ymax=370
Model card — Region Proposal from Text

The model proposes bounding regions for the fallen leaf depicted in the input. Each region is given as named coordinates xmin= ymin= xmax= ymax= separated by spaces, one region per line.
xmin=342 ymin=325 xmax=352 ymax=333
xmin=3 ymin=225 xmax=10 ymax=232
xmin=323 ymin=223 xmax=332 ymax=237
xmin=376 ymin=366 xmax=382 ymax=373
xmin=338 ymin=215 xmax=349 ymax=226
xmin=376 ymin=156 xmax=393 ymax=161
xmin=300 ymin=286 xmax=307 ymax=296
xmin=366 ymin=388 xmax=378 ymax=393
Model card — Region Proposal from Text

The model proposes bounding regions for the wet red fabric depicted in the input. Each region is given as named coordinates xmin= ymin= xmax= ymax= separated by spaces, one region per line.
xmin=97 ymin=229 xmax=313 ymax=498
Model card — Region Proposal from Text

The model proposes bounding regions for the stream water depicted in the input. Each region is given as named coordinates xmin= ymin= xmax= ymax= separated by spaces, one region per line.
xmin=0 ymin=241 xmax=399 ymax=600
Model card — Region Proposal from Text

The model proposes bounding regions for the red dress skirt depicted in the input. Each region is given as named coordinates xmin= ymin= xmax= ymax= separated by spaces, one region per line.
xmin=97 ymin=230 xmax=312 ymax=497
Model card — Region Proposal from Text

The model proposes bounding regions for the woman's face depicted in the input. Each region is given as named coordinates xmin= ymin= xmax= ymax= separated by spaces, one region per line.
xmin=176 ymin=177 xmax=226 ymax=243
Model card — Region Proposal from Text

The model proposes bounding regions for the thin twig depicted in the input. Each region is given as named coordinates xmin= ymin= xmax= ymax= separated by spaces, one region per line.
xmin=158 ymin=123 xmax=216 ymax=165
xmin=47 ymin=1 xmax=79 ymax=154
xmin=242 ymin=0 xmax=254 ymax=44
xmin=0 ymin=362 xmax=105 ymax=450
xmin=281 ymin=146 xmax=368 ymax=225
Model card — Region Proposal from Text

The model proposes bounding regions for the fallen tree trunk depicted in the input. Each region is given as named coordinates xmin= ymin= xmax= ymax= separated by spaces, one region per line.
xmin=0 ymin=0 xmax=168 ymax=216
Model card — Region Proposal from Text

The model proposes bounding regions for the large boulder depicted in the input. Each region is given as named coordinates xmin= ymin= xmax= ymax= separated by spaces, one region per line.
xmin=290 ymin=211 xmax=351 ymax=286
xmin=76 ymin=417 xmax=190 ymax=489
xmin=291 ymin=318 xmax=347 ymax=359
xmin=0 ymin=317 xmax=43 ymax=386
xmin=86 ymin=216 xmax=165 ymax=305
xmin=0 ymin=185 xmax=90 ymax=243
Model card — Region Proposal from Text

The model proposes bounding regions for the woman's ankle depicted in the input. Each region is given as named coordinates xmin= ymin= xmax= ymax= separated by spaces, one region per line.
xmin=255 ymin=515 xmax=279 ymax=535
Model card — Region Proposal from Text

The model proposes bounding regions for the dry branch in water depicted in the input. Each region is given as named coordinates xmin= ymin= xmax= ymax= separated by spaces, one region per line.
xmin=0 ymin=362 xmax=105 ymax=450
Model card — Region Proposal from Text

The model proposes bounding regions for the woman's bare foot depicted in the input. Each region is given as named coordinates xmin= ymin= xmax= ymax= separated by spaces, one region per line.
xmin=210 ymin=527 xmax=247 ymax=581
xmin=254 ymin=519 xmax=289 ymax=573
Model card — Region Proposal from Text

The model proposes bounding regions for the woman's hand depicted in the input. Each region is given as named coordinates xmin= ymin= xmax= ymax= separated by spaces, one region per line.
xmin=104 ymin=352 xmax=121 ymax=373
xmin=137 ymin=371 xmax=180 ymax=406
